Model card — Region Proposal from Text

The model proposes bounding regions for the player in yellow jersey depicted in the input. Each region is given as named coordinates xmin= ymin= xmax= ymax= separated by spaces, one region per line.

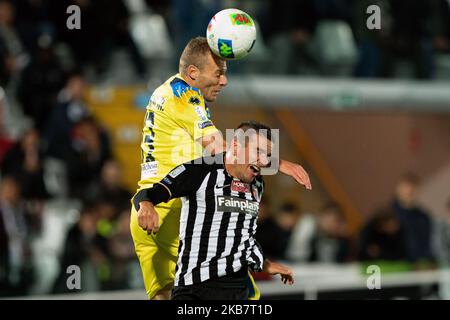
xmin=130 ymin=37 xmax=311 ymax=300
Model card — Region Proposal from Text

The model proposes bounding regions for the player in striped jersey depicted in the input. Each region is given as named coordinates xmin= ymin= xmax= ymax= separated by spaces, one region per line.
xmin=130 ymin=37 xmax=309 ymax=300
xmin=134 ymin=122 xmax=294 ymax=299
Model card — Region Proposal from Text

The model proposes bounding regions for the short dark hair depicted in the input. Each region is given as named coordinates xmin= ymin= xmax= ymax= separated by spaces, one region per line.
xmin=237 ymin=121 xmax=273 ymax=142
xmin=179 ymin=37 xmax=216 ymax=74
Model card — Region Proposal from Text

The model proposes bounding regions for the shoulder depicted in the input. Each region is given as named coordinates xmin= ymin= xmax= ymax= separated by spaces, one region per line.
xmin=187 ymin=153 xmax=225 ymax=171
xmin=172 ymin=153 xmax=224 ymax=179
xmin=169 ymin=76 xmax=206 ymax=111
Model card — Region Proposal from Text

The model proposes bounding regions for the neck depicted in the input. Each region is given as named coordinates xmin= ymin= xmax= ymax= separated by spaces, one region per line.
xmin=180 ymin=72 xmax=195 ymax=88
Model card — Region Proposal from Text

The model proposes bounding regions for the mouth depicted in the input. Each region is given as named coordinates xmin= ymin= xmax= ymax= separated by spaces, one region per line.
xmin=250 ymin=165 xmax=261 ymax=175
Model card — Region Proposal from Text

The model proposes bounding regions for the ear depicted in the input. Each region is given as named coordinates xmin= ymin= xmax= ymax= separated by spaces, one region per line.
xmin=187 ymin=65 xmax=199 ymax=81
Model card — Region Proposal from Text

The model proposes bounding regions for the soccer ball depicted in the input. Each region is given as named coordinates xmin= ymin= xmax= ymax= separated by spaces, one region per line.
xmin=206 ymin=8 xmax=257 ymax=60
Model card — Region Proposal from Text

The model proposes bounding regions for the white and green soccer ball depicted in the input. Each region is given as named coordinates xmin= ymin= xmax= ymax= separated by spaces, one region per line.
xmin=206 ymin=8 xmax=257 ymax=60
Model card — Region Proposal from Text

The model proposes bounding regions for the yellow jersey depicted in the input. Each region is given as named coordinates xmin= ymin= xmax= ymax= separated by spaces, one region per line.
xmin=137 ymin=74 xmax=218 ymax=190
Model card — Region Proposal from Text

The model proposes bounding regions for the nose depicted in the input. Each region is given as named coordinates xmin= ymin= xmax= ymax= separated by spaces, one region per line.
xmin=219 ymin=74 xmax=228 ymax=87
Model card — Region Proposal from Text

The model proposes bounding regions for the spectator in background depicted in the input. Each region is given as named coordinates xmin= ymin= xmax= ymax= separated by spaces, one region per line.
xmin=307 ymin=202 xmax=351 ymax=263
xmin=262 ymin=0 xmax=318 ymax=74
xmin=107 ymin=208 xmax=135 ymax=290
xmin=85 ymin=160 xmax=132 ymax=212
xmin=285 ymin=209 xmax=318 ymax=263
xmin=45 ymin=72 xmax=90 ymax=160
xmin=381 ymin=0 xmax=436 ymax=79
xmin=352 ymin=0 xmax=392 ymax=78
xmin=12 ymin=0 xmax=53 ymax=54
xmin=51 ymin=0 xmax=146 ymax=78
xmin=16 ymin=30 xmax=65 ymax=132
xmin=90 ymin=199 xmax=127 ymax=291
xmin=256 ymin=201 xmax=301 ymax=260
xmin=392 ymin=172 xmax=434 ymax=263
xmin=66 ymin=117 xmax=112 ymax=200
xmin=1 ymin=128 xmax=49 ymax=200
xmin=0 ymin=176 xmax=34 ymax=296
xmin=52 ymin=203 xmax=106 ymax=293
xmin=0 ymin=0 xmax=29 ymax=86
xmin=358 ymin=207 xmax=408 ymax=261
xmin=432 ymin=199 xmax=450 ymax=267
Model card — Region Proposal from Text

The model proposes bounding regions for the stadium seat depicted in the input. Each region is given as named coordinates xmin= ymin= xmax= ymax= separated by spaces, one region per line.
xmin=312 ymin=20 xmax=357 ymax=77
xmin=129 ymin=13 xmax=174 ymax=60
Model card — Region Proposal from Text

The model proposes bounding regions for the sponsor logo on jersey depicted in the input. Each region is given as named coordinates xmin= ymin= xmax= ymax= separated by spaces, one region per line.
xmin=141 ymin=161 xmax=158 ymax=179
xmin=149 ymin=94 xmax=165 ymax=111
xmin=194 ymin=106 xmax=208 ymax=121
xmin=189 ymin=96 xmax=201 ymax=106
xmin=231 ymin=180 xmax=251 ymax=193
xmin=216 ymin=195 xmax=259 ymax=217
xmin=169 ymin=165 xmax=186 ymax=178
xmin=198 ymin=120 xmax=214 ymax=129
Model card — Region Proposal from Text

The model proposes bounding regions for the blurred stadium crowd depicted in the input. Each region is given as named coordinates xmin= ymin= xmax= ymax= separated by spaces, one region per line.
xmin=0 ymin=0 xmax=450 ymax=297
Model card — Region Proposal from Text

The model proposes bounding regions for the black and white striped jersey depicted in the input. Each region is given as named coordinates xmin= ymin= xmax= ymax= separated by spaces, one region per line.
xmin=133 ymin=153 xmax=265 ymax=286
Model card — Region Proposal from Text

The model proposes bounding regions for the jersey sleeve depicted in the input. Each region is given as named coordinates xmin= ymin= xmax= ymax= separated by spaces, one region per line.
xmin=170 ymin=90 xmax=219 ymax=141
xmin=133 ymin=162 xmax=206 ymax=210
xmin=248 ymin=240 xmax=265 ymax=272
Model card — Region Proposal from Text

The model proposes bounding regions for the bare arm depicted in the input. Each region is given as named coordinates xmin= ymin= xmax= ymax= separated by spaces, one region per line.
xmin=263 ymin=259 xmax=294 ymax=285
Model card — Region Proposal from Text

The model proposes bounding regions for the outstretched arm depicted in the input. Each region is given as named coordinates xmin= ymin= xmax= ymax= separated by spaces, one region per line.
xmin=279 ymin=159 xmax=312 ymax=190
xmin=263 ymin=259 xmax=295 ymax=285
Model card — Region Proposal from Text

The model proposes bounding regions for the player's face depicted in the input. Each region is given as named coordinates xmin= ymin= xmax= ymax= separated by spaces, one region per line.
xmin=197 ymin=53 xmax=227 ymax=102
xmin=237 ymin=133 xmax=272 ymax=183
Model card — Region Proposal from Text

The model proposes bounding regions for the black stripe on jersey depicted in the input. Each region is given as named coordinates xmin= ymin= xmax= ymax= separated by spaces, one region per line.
xmin=208 ymin=174 xmax=233 ymax=279
xmin=174 ymin=239 xmax=184 ymax=277
xmin=144 ymin=111 xmax=155 ymax=162
xmin=225 ymin=202 xmax=246 ymax=275
xmin=249 ymin=213 xmax=257 ymax=238
xmin=177 ymin=193 xmax=198 ymax=287
xmin=191 ymin=169 xmax=218 ymax=284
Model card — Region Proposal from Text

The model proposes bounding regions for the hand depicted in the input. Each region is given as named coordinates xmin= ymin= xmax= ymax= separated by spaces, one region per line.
xmin=137 ymin=201 xmax=160 ymax=234
xmin=263 ymin=259 xmax=294 ymax=285
xmin=279 ymin=159 xmax=312 ymax=190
